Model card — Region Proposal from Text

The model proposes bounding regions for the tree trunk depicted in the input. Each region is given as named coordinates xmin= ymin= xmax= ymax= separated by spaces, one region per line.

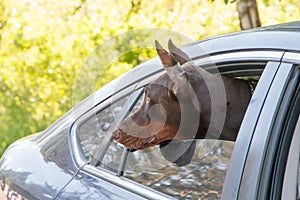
xmin=236 ymin=0 xmax=261 ymax=30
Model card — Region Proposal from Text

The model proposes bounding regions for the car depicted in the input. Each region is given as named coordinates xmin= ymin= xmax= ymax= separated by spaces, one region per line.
xmin=1 ymin=21 xmax=300 ymax=200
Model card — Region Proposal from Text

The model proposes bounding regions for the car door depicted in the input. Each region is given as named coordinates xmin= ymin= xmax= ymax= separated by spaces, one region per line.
xmin=59 ymin=50 xmax=285 ymax=199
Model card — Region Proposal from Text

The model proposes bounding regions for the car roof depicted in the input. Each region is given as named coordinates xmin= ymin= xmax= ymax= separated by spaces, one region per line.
xmin=71 ymin=21 xmax=300 ymax=119
xmin=256 ymin=20 xmax=300 ymax=32
xmin=182 ymin=21 xmax=300 ymax=59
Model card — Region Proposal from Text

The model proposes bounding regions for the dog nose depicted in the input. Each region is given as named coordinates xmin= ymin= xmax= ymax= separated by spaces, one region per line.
xmin=112 ymin=130 xmax=120 ymax=140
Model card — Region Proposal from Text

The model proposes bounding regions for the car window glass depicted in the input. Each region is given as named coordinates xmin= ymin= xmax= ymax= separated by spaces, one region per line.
xmin=77 ymin=96 xmax=128 ymax=164
xmin=124 ymin=140 xmax=234 ymax=199
xmin=77 ymin=91 xmax=144 ymax=172
xmin=99 ymin=95 xmax=144 ymax=172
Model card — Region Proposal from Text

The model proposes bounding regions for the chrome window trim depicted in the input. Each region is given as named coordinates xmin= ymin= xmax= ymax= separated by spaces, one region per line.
xmin=192 ymin=50 xmax=283 ymax=67
xmin=69 ymin=124 xmax=89 ymax=167
xmin=282 ymin=52 xmax=300 ymax=64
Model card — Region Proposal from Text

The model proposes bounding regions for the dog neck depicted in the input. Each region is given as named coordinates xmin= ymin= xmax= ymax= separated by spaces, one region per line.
xmin=191 ymin=75 xmax=252 ymax=142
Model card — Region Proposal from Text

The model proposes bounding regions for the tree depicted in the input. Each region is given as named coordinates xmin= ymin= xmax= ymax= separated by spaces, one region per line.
xmin=0 ymin=0 xmax=299 ymax=157
xmin=236 ymin=0 xmax=261 ymax=29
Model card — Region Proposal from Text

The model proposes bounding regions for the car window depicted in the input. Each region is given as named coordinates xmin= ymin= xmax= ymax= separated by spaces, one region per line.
xmin=76 ymin=61 xmax=266 ymax=199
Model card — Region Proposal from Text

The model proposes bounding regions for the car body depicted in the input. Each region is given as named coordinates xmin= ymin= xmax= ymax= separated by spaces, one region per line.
xmin=1 ymin=21 xmax=300 ymax=199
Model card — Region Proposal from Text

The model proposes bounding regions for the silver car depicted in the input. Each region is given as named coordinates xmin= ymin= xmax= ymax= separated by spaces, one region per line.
xmin=1 ymin=21 xmax=300 ymax=199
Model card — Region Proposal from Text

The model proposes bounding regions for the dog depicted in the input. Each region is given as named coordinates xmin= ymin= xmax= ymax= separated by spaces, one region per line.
xmin=112 ymin=40 xmax=253 ymax=166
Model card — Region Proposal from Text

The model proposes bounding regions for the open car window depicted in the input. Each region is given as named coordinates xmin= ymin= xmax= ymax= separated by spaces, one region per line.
xmin=76 ymin=60 xmax=268 ymax=199
xmin=76 ymin=90 xmax=229 ymax=198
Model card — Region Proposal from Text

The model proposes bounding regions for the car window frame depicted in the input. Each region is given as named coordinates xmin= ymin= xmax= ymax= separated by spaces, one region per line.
xmin=69 ymin=50 xmax=285 ymax=199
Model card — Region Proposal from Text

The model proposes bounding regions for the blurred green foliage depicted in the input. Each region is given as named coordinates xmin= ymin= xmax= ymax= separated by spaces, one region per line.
xmin=0 ymin=0 xmax=299 ymax=155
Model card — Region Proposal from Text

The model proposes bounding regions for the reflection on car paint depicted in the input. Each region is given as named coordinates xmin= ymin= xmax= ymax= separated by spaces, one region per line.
xmin=0 ymin=178 xmax=28 ymax=200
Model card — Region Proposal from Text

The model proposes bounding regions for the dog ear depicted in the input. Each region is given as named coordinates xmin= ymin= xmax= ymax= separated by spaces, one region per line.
xmin=155 ymin=40 xmax=177 ymax=68
xmin=155 ymin=40 xmax=199 ymax=111
xmin=159 ymin=140 xmax=196 ymax=166
xmin=168 ymin=39 xmax=190 ymax=65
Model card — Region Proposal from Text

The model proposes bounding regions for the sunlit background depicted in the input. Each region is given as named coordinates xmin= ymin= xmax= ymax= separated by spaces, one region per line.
xmin=0 ymin=0 xmax=299 ymax=155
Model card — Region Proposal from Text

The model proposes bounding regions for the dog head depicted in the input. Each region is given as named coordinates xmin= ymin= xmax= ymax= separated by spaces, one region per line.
xmin=112 ymin=40 xmax=202 ymax=149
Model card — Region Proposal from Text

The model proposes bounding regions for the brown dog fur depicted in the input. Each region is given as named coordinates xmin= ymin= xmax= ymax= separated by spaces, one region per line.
xmin=112 ymin=40 xmax=251 ymax=154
